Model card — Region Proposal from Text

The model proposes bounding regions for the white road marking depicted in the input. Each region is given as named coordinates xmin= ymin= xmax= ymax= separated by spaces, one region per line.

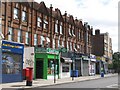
xmin=106 ymin=84 xmax=118 ymax=88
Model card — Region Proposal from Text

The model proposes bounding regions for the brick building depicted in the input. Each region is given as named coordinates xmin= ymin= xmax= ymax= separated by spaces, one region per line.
xmin=92 ymin=29 xmax=113 ymax=74
xmin=1 ymin=1 xmax=93 ymax=79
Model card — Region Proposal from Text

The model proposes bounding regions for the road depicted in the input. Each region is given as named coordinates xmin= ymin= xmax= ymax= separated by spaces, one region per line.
xmin=39 ymin=75 xmax=118 ymax=88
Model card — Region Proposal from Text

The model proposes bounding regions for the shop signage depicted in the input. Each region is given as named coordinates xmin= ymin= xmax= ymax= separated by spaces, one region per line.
xmin=2 ymin=40 xmax=24 ymax=54
xmin=35 ymin=47 xmax=59 ymax=55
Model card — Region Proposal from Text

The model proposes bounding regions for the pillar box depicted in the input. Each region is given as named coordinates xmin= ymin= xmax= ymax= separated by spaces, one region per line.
xmin=26 ymin=67 xmax=33 ymax=86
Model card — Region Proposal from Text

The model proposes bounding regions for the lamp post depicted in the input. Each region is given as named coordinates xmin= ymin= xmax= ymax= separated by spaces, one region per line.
xmin=54 ymin=53 xmax=56 ymax=83
xmin=71 ymin=49 xmax=75 ymax=80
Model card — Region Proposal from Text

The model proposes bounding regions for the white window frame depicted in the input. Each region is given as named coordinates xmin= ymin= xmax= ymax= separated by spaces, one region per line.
xmin=43 ymin=19 xmax=48 ymax=29
xmin=22 ymin=11 xmax=26 ymax=22
xmin=55 ymin=23 xmax=58 ymax=33
xmin=69 ymin=28 xmax=72 ymax=36
xmin=17 ymin=30 xmax=21 ymax=43
xmin=25 ymin=32 xmax=29 ymax=44
xmin=53 ymin=38 xmax=55 ymax=49
xmin=60 ymin=23 xmax=62 ymax=34
xmin=14 ymin=8 xmax=18 ymax=19
xmin=8 ymin=27 xmax=13 ymax=41
xmin=34 ymin=34 xmax=37 ymax=46
xmin=70 ymin=42 xmax=72 ymax=51
xmin=72 ymin=27 xmax=75 ymax=36
xmin=37 ymin=17 xmax=41 ymax=27
xmin=67 ymin=41 xmax=69 ymax=50
xmin=40 ymin=36 xmax=45 ymax=45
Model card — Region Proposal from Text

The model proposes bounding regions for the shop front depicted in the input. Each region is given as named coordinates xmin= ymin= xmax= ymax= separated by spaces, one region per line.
xmin=34 ymin=47 xmax=60 ymax=80
xmin=60 ymin=57 xmax=72 ymax=78
xmin=81 ymin=55 xmax=90 ymax=76
xmin=2 ymin=40 xmax=24 ymax=83
xmin=89 ymin=54 xmax=96 ymax=76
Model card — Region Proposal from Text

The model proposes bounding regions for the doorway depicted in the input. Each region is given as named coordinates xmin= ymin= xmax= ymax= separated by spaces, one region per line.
xmin=36 ymin=59 xmax=43 ymax=79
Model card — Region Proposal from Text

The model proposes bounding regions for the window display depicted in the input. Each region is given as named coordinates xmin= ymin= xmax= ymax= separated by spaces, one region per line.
xmin=48 ymin=59 xmax=58 ymax=75
xmin=2 ymin=52 xmax=22 ymax=74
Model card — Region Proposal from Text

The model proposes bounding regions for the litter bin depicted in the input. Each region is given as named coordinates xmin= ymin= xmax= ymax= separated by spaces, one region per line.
xmin=70 ymin=70 xmax=78 ymax=77
xmin=101 ymin=72 xmax=104 ymax=77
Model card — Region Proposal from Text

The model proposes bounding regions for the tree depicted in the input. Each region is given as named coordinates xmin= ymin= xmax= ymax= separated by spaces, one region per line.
xmin=112 ymin=52 xmax=120 ymax=73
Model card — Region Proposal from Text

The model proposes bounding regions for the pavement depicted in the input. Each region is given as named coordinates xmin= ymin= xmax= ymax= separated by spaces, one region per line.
xmin=1 ymin=73 xmax=118 ymax=89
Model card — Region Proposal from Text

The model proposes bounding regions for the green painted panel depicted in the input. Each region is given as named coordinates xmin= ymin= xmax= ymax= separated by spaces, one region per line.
xmin=47 ymin=54 xmax=59 ymax=59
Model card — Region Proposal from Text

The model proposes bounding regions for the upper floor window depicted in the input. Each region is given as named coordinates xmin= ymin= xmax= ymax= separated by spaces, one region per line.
xmin=55 ymin=20 xmax=58 ymax=33
xmin=25 ymin=32 xmax=29 ymax=44
xmin=22 ymin=11 xmax=27 ymax=22
xmin=53 ymin=38 xmax=55 ymax=49
xmin=60 ymin=23 xmax=63 ymax=34
xmin=8 ymin=27 xmax=13 ymax=41
xmin=79 ymin=31 xmax=81 ymax=40
xmin=67 ymin=41 xmax=69 ymax=50
xmin=40 ymin=36 xmax=45 ymax=46
xmin=70 ymin=42 xmax=72 ymax=51
xmin=72 ymin=27 xmax=75 ymax=36
xmin=14 ymin=8 xmax=19 ymax=19
xmin=34 ymin=34 xmax=37 ymax=46
xmin=37 ymin=17 xmax=42 ymax=27
xmin=62 ymin=41 xmax=64 ymax=47
xmin=17 ymin=29 xmax=22 ymax=43
xmin=69 ymin=28 xmax=72 ymax=36
xmin=43 ymin=19 xmax=48 ymax=29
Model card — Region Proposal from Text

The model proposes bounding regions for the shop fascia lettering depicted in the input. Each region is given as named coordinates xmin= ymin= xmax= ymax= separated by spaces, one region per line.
xmin=2 ymin=43 xmax=23 ymax=49
xmin=35 ymin=47 xmax=59 ymax=54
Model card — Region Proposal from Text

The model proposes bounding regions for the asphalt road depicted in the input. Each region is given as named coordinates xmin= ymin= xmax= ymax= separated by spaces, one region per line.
xmin=40 ymin=75 xmax=118 ymax=88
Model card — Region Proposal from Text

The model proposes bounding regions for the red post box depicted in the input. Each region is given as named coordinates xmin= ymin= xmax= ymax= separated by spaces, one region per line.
xmin=26 ymin=67 xmax=33 ymax=86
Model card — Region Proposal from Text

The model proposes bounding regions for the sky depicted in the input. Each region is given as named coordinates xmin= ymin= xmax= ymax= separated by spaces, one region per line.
xmin=34 ymin=0 xmax=118 ymax=52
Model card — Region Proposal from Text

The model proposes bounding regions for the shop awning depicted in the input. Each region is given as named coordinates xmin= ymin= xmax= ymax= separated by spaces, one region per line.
xmin=60 ymin=57 xmax=72 ymax=63
xmin=90 ymin=59 xmax=96 ymax=62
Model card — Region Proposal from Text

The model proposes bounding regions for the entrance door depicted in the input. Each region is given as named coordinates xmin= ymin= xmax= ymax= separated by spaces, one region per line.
xmin=36 ymin=59 xmax=43 ymax=79
xmin=83 ymin=61 xmax=89 ymax=76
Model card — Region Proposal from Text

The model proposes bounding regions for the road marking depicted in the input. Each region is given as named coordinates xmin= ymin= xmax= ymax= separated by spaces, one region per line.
xmin=106 ymin=84 xmax=118 ymax=88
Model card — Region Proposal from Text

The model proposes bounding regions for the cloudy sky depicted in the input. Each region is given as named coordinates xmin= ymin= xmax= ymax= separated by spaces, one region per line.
xmin=35 ymin=0 xmax=118 ymax=52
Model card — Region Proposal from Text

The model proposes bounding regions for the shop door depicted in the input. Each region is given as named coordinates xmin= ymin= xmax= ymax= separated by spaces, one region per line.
xmin=83 ymin=61 xmax=89 ymax=76
xmin=36 ymin=60 xmax=43 ymax=79
xmin=75 ymin=60 xmax=81 ymax=76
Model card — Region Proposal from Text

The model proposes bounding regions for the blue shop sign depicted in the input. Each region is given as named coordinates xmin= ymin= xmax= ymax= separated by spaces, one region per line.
xmin=2 ymin=40 xmax=24 ymax=54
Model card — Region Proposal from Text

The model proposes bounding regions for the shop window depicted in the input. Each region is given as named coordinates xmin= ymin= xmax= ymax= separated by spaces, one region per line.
xmin=62 ymin=63 xmax=69 ymax=72
xmin=14 ymin=8 xmax=19 ymax=19
xmin=2 ymin=52 xmax=22 ymax=74
xmin=34 ymin=34 xmax=37 ymax=46
xmin=48 ymin=60 xmax=58 ymax=75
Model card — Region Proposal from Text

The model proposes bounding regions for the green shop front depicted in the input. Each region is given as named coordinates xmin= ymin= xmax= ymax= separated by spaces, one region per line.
xmin=34 ymin=47 xmax=60 ymax=80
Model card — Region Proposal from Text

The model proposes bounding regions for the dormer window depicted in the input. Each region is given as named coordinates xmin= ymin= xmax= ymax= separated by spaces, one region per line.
xmin=14 ymin=8 xmax=19 ymax=19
